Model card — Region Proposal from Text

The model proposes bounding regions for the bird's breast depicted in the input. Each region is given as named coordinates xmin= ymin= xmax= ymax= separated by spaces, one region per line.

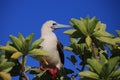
xmin=40 ymin=35 xmax=60 ymax=64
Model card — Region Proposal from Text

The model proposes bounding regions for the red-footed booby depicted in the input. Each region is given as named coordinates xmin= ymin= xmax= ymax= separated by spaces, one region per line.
xmin=39 ymin=20 xmax=70 ymax=80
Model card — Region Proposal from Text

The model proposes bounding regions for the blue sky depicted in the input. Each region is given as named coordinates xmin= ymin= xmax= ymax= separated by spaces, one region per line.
xmin=0 ymin=0 xmax=120 ymax=79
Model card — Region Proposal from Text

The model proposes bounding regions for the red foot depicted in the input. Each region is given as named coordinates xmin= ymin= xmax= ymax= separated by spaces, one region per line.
xmin=48 ymin=68 xmax=58 ymax=80
xmin=39 ymin=66 xmax=46 ymax=71
xmin=39 ymin=66 xmax=58 ymax=80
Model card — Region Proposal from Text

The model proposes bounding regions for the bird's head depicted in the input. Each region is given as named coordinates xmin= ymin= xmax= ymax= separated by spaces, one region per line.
xmin=41 ymin=20 xmax=71 ymax=32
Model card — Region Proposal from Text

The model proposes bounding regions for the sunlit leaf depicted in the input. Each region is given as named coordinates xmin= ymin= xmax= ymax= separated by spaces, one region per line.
xmin=79 ymin=71 xmax=99 ymax=79
xmin=88 ymin=16 xmax=99 ymax=34
xmin=30 ymin=68 xmax=42 ymax=74
xmin=64 ymin=29 xmax=80 ymax=38
xmin=116 ymin=30 xmax=120 ymax=37
xmin=70 ymin=38 xmax=78 ymax=44
xmin=0 ymin=62 xmax=15 ymax=72
xmin=9 ymin=35 xmax=23 ymax=51
xmin=64 ymin=29 xmax=76 ymax=35
xmin=100 ymin=56 xmax=119 ymax=77
xmin=11 ymin=52 xmax=23 ymax=59
xmin=113 ymin=38 xmax=120 ymax=43
xmin=18 ymin=33 xmax=25 ymax=43
xmin=64 ymin=46 xmax=73 ymax=52
xmin=21 ymin=33 xmax=34 ymax=52
xmin=0 ymin=45 xmax=18 ymax=52
xmin=92 ymin=30 xmax=114 ymax=38
xmin=87 ymin=58 xmax=102 ymax=74
xmin=32 ymin=70 xmax=47 ymax=80
xmin=85 ymin=36 xmax=92 ymax=50
xmin=96 ymin=37 xmax=115 ymax=45
xmin=25 ymin=66 xmax=31 ymax=72
xmin=99 ymin=53 xmax=107 ymax=65
xmin=31 ymin=38 xmax=44 ymax=49
xmin=110 ymin=69 xmax=120 ymax=78
xmin=0 ymin=72 xmax=11 ymax=80
xmin=107 ymin=56 xmax=120 ymax=74
xmin=94 ymin=22 xmax=106 ymax=31
xmin=25 ymin=33 xmax=34 ymax=47
xmin=28 ymin=49 xmax=49 ymax=56
xmin=71 ymin=18 xmax=88 ymax=36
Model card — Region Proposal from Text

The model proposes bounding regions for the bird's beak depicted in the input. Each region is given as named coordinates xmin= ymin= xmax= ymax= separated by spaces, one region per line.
xmin=52 ymin=23 xmax=71 ymax=29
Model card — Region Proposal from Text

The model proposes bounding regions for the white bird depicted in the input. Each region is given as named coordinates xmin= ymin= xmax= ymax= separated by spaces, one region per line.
xmin=39 ymin=20 xmax=70 ymax=80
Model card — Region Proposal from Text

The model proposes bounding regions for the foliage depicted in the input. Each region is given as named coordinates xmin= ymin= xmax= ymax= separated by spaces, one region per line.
xmin=64 ymin=16 xmax=120 ymax=80
xmin=0 ymin=52 xmax=15 ymax=80
xmin=79 ymin=54 xmax=120 ymax=80
xmin=0 ymin=16 xmax=120 ymax=80
xmin=0 ymin=33 xmax=49 ymax=80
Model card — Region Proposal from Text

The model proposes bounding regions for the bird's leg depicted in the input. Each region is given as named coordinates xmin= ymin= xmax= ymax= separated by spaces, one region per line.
xmin=39 ymin=66 xmax=47 ymax=71
xmin=41 ymin=57 xmax=49 ymax=65
xmin=48 ymin=67 xmax=58 ymax=80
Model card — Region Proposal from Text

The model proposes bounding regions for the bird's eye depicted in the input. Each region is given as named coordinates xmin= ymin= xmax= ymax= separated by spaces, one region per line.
xmin=53 ymin=23 xmax=57 ymax=25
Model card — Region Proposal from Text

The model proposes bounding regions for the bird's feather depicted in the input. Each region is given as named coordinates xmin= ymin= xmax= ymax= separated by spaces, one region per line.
xmin=57 ymin=41 xmax=64 ymax=65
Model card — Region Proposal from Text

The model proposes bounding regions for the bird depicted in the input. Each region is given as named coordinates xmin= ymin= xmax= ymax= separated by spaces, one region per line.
xmin=37 ymin=20 xmax=70 ymax=80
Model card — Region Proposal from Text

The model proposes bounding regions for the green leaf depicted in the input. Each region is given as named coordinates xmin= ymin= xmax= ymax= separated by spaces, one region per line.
xmin=107 ymin=56 xmax=120 ymax=74
xmin=0 ymin=45 xmax=18 ymax=52
xmin=79 ymin=71 xmax=99 ymax=79
xmin=110 ymin=69 xmax=120 ymax=78
xmin=22 ymin=39 xmax=31 ymax=53
xmin=70 ymin=38 xmax=82 ymax=54
xmin=25 ymin=66 xmax=31 ymax=72
xmin=25 ymin=33 xmax=34 ymax=46
xmin=99 ymin=53 xmax=107 ymax=65
xmin=9 ymin=35 xmax=23 ymax=51
xmin=64 ymin=46 xmax=73 ymax=52
xmin=70 ymin=38 xmax=78 ymax=44
xmin=0 ymin=58 xmax=7 ymax=65
xmin=94 ymin=22 xmax=106 ymax=31
xmin=100 ymin=56 xmax=120 ymax=77
xmin=78 ymin=43 xmax=87 ymax=53
xmin=88 ymin=16 xmax=99 ymax=34
xmin=85 ymin=36 xmax=92 ymax=50
xmin=92 ymin=30 xmax=114 ymax=38
xmin=30 ymin=68 xmax=41 ymax=74
xmin=71 ymin=18 xmax=88 ymax=36
xmin=0 ymin=62 xmax=15 ymax=72
xmin=87 ymin=58 xmax=102 ymax=74
xmin=21 ymin=33 xmax=34 ymax=53
xmin=64 ymin=29 xmax=80 ymax=38
xmin=28 ymin=49 xmax=49 ymax=56
xmin=18 ymin=33 xmax=25 ymax=43
xmin=99 ymin=23 xmax=106 ymax=31
xmin=32 ymin=70 xmax=47 ymax=80
xmin=31 ymin=38 xmax=44 ymax=49
xmin=116 ymin=30 xmax=120 ymax=37
xmin=11 ymin=52 xmax=23 ymax=59
xmin=64 ymin=29 xmax=76 ymax=35
xmin=0 ymin=72 xmax=12 ymax=80
xmin=96 ymin=37 xmax=116 ymax=45
xmin=113 ymin=38 xmax=120 ymax=43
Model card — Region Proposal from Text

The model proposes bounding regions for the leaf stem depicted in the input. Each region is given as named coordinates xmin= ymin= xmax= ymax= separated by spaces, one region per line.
xmin=92 ymin=43 xmax=98 ymax=60
xmin=20 ymin=55 xmax=29 ymax=80
xmin=80 ymin=54 xmax=85 ymax=71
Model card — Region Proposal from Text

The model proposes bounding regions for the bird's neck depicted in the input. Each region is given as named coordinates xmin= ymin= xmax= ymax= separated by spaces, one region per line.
xmin=41 ymin=30 xmax=57 ymax=39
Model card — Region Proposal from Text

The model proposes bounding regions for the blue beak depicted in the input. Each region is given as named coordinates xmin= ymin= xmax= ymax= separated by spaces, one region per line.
xmin=53 ymin=23 xmax=71 ymax=29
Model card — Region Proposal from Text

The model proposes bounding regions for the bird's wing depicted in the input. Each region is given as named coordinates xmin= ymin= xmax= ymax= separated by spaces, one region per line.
xmin=57 ymin=40 xmax=64 ymax=65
